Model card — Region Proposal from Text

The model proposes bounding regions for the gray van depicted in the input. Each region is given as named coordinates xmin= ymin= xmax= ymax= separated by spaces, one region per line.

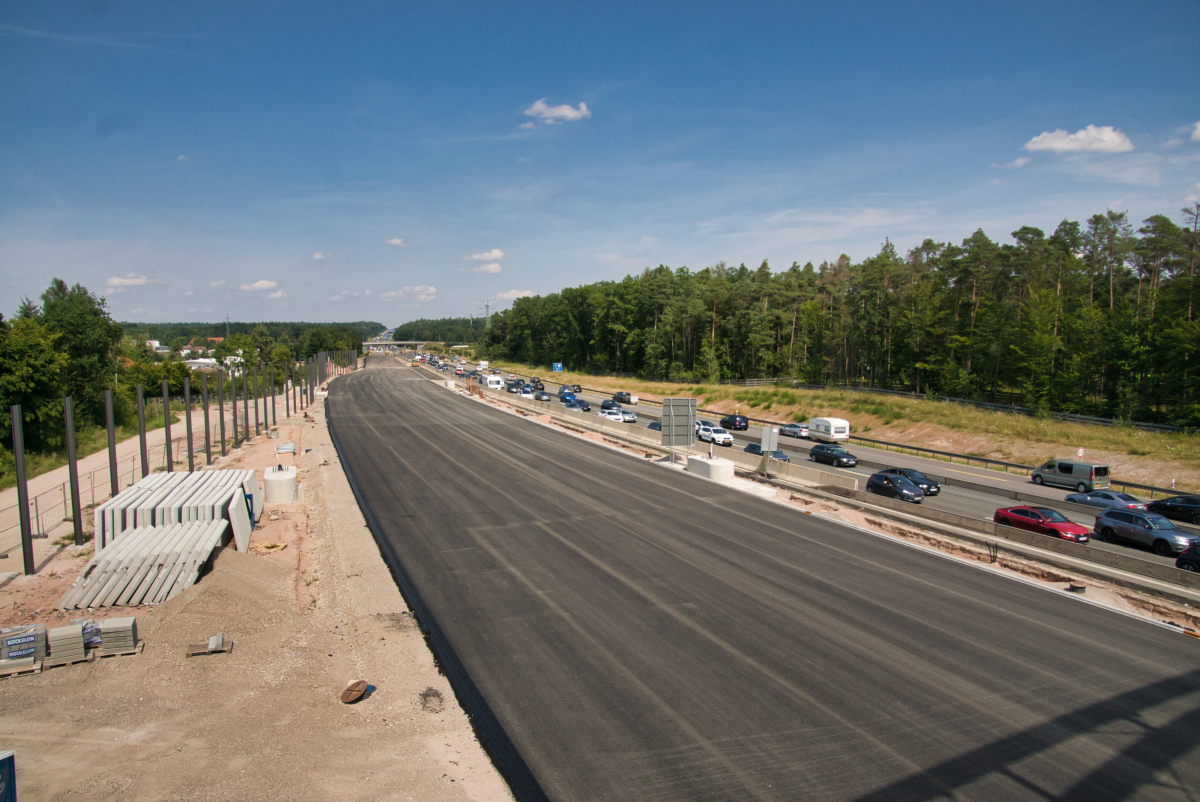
xmin=1032 ymin=460 xmax=1110 ymax=493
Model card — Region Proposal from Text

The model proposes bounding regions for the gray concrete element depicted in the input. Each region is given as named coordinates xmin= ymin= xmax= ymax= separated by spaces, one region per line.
xmin=685 ymin=455 xmax=735 ymax=481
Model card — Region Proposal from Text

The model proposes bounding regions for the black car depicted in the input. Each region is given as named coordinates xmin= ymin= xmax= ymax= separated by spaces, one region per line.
xmin=647 ymin=421 xmax=662 ymax=431
xmin=506 ymin=382 xmax=522 ymax=393
xmin=867 ymin=472 xmax=924 ymax=503
xmin=1177 ymin=544 xmax=1200 ymax=573
xmin=613 ymin=391 xmax=633 ymax=404
xmin=565 ymin=399 xmax=591 ymax=412
xmin=1148 ymin=496 xmax=1200 ymax=526
xmin=878 ymin=468 xmax=940 ymax=496
xmin=530 ymin=378 xmax=544 ymax=390
xmin=721 ymin=415 xmax=749 ymax=431
xmin=600 ymin=399 xmax=623 ymax=411
xmin=744 ymin=443 xmax=790 ymax=462
xmin=809 ymin=444 xmax=858 ymax=467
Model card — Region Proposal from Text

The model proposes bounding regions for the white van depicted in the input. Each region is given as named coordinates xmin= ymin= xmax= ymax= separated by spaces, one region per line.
xmin=808 ymin=417 xmax=850 ymax=442
xmin=484 ymin=375 xmax=505 ymax=391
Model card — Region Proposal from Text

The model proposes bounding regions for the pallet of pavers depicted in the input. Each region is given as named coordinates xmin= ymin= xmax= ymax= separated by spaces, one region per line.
xmin=92 ymin=470 xmax=261 ymax=551
xmin=45 ymin=624 xmax=90 ymax=668
xmin=97 ymin=617 xmax=138 ymax=656
xmin=58 ymin=520 xmax=229 ymax=609
xmin=0 ymin=624 xmax=47 ymax=677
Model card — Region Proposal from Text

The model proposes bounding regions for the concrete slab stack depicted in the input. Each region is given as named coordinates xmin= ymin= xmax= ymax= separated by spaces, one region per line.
xmin=0 ymin=624 xmax=47 ymax=670
xmin=46 ymin=624 xmax=86 ymax=665
xmin=99 ymin=617 xmax=138 ymax=655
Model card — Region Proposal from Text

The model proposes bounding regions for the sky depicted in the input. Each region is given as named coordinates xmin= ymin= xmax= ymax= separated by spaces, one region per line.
xmin=2 ymin=1 xmax=1199 ymax=327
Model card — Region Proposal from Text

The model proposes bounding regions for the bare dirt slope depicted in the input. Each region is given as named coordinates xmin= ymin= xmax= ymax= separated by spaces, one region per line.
xmin=0 ymin=387 xmax=513 ymax=802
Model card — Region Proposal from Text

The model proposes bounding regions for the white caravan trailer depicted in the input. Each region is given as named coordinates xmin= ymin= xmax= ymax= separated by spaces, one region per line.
xmin=808 ymin=417 xmax=850 ymax=442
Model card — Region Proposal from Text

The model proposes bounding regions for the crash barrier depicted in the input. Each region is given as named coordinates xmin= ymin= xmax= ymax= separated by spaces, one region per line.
xmin=469 ymin=382 xmax=857 ymax=490
xmin=823 ymin=486 xmax=1200 ymax=591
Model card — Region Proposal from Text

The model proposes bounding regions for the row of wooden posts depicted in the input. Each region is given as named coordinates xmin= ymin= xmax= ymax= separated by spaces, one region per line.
xmin=7 ymin=349 xmax=358 ymax=575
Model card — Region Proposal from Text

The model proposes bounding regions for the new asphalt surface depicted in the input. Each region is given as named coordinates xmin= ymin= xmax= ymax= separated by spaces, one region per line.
xmin=328 ymin=356 xmax=1200 ymax=801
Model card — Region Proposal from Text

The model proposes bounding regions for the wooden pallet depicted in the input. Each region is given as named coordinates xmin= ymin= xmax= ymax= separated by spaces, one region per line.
xmin=185 ymin=641 xmax=234 ymax=658
xmin=0 ymin=660 xmax=43 ymax=679
xmin=43 ymin=652 xmax=95 ymax=669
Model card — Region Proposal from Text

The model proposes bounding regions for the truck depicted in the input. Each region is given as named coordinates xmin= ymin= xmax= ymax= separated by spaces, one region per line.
xmin=478 ymin=360 xmax=489 ymax=370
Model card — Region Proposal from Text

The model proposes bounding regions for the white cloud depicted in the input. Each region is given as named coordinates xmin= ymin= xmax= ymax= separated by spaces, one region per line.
xmin=176 ymin=154 xmax=187 ymax=162
xmin=267 ymin=290 xmax=284 ymax=299
xmin=518 ymin=122 xmax=536 ymax=130
xmin=312 ymin=252 xmax=331 ymax=260
xmin=498 ymin=289 xmax=533 ymax=300
xmin=239 ymin=280 xmax=277 ymax=292
xmin=469 ymin=248 xmax=505 ymax=261
xmin=386 ymin=238 xmax=405 ymax=247
xmin=184 ymin=290 xmax=194 ymax=296
xmin=380 ymin=285 xmax=437 ymax=303
xmin=1163 ymin=138 xmax=1184 ymax=149
xmin=365 ymin=289 xmax=372 ymax=296
xmin=1024 ymin=125 xmax=1134 ymax=154
xmin=105 ymin=272 xmax=151 ymax=291
xmin=210 ymin=280 xmax=225 ymax=287
xmin=130 ymin=307 xmax=148 ymax=314
xmin=1006 ymin=156 xmax=1032 ymax=168
xmin=523 ymin=98 xmax=591 ymax=125
xmin=472 ymin=262 xmax=503 ymax=274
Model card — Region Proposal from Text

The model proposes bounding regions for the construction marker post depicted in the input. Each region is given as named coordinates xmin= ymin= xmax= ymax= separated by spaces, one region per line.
xmin=202 ymin=374 xmax=212 ymax=466
xmin=218 ymin=372 xmax=228 ymax=456
xmin=270 ymin=366 xmax=277 ymax=426
xmin=161 ymin=381 xmax=174 ymax=472
xmin=231 ymin=369 xmax=240 ymax=447
xmin=11 ymin=405 xmax=35 ymax=575
xmin=105 ymin=389 xmax=119 ymax=496
xmin=241 ymin=368 xmax=249 ymax=444
xmin=252 ymin=365 xmax=260 ymax=437
xmin=64 ymin=396 xmax=84 ymax=545
xmin=184 ymin=376 xmax=195 ymax=472
xmin=136 ymin=385 xmax=149 ymax=479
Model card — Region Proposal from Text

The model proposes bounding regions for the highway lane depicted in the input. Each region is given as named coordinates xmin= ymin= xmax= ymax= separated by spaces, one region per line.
xmin=452 ymin=367 xmax=1184 ymax=569
xmin=331 ymin=356 xmax=1200 ymax=801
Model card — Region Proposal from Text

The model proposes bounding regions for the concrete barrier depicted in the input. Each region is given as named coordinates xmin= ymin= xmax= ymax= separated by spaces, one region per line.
xmin=686 ymin=456 xmax=735 ymax=482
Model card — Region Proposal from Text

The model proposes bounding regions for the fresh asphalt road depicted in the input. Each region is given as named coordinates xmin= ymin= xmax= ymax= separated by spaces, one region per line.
xmin=331 ymin=357 xmax=1200 ymax=801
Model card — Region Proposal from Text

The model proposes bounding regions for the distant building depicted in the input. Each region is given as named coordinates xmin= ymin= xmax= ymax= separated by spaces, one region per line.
xmin=185 ymin=358 xmax=220 ymax=372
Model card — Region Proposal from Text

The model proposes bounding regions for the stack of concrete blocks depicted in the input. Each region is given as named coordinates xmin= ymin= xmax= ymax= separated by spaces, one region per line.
xmin=99 ymin=617 xmax=138 ymax=655
xmin=46 ymin=624 xmax=86 ymax=666
xmin=0 ymin=624 xmax=47 ymax=670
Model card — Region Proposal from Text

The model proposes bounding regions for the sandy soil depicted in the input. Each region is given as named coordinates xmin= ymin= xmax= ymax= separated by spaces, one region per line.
xmin=0 ymin=381 xmax=514 ymax=801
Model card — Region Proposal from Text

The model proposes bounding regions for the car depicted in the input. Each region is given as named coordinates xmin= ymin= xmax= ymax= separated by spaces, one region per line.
xmin=599 ymin=409 xmax=623 ymax=422
xmin=529 ymin=378 xmax=544 ymax=390
xmin=1094 ymin=509 xmax=1200 ymax=556
xmin=564 ymin=399 xmax=591 ymax=412
xmin=600 ymin=399 xmax=623 ymax=412
xmin=878 ymin=468 xmax=940 ymax=496
xmin=994 ymin=506 xmax=1090 ymax=542
xmin=563 ymin=384 xmax=582 ymax=394
xmin=455 ymin=367 xmax=465 ymax=376
xmin=518 ymin=387 xmax=535 ymax=399
xmin=744 ymin=443 xmax=789 ymax=461
xmin=808 ymin=444 xmax=858 ymax=467
xmin=698 ymin=425 xmax=733 ymax=445
xmin=506 ymin=374 xmax=518 ymax=381
xmin=613 ymin=391 xmax=634 ymax=404
xmin=647 ymin=421 xmax=662 ymax=431
xmin=720 ymin=415 xmax=749 ymax=431
xmin=1147 ymin=496 xmax=1200 ymax=526
xmin=1177 ymin=544 xmax=1200 ymax=573
xmin=1065 ymin=490 xmax=1147 ymax=511
xmin=695 ymin=419 xmax=716 ymax=433
xmin=560 ymin=392 xmax=577 ymax=403
xmin=618 ymin=409 xmax=637 ymax=422
xmin=506 ymin=382 xmax=522 ymax=394
xmin=534 ymin=391 xmax=553 ymax=401
xmin=780 ymin=423 xmax=809 ymax=439
xmin=867 ymin=473 xmax=924 ymax=503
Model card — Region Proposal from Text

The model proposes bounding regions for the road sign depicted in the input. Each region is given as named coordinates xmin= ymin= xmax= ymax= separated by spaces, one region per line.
xmin=761 ymin=426 xmax=779 ymax=452
xmin=553 ymin=363 xmax=563 ymax=372
xmin=661 ymin=398 xmax=696 ymax=450
xmin=1076 ymin=447 xmax=1085 ymax=458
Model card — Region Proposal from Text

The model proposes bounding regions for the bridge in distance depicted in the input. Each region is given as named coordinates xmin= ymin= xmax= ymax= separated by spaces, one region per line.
xmin=327 ymin=355 xmax=1200 ymax=802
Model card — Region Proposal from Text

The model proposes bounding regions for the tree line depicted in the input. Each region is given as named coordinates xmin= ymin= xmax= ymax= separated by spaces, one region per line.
xmin=392 ymin=317 xmax=488 ymax=343
xmin=473 ymin=206 xmax=1200 ymax=426
xmin=1 ymin=278 xmax=379 ymax=455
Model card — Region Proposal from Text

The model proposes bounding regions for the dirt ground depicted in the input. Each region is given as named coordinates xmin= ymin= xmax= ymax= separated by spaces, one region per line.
xmin=0 ymin=383 xmax=514 ymax=802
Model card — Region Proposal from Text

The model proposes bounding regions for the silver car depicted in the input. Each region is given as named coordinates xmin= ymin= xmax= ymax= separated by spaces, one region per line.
xmin=1093 ymin=509 xmax=1199 ymax=557
xmin=1065 ymin=490 xmax=1147 ymax=511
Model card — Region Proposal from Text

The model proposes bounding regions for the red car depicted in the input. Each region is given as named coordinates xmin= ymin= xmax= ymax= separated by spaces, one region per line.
xmin=994 ymin=506 xmax=1090 ymax=543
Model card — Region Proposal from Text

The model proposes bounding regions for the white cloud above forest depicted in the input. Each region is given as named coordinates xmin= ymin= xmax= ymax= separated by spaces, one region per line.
xmin=239 ymin=280 xmax=277 ymax=292
xmin=472 ymin=262 xmax=502 ymax=274
xmin=1024 ymin=125 xmax=1133 ymax=154
xmin=106 ymin=272 xmax=152 ymax=291
xmin=386 ymin=238 xmax=405 ymax=247
xmin=380 ymin=285 xmax=437 ymax=302
xmin=469 ymin=248 xmax=504 ymax=261
xmin=312 ymin=252 xmax=331 ymax=260
xmin=523 ymin=98 xmax=590 ymax=125
xmin=497 ymin=289 xmax=533 ymax=300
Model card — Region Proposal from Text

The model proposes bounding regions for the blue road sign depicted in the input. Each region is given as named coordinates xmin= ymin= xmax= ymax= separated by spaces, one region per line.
xmin=553 ymin=363 xmax=563 ymax=372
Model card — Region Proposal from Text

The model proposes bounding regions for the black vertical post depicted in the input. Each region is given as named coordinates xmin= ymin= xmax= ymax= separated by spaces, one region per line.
xmin=270 ymin=367 xmax=277 ymax=426
xmin=184 ymin=376 xmax=195 ymax=472
xmin=162 ymin=380 xmax=173 ymax=472
xmin=137 ymin=385 xmax=149 ymax=479
xmin=64 ymin=397 xmax=84 ymax=546
xmin=203 ymin=374 xmax=212 ymax=465
xmin=231 ymin=369 xmax=240 ymax=447
xmin=11 ymin=405 xmax=35 ymax=575
xmin=284 ymin=364 xmax=291 ymax=418
xmin=252 ymin=365 xmax=260 ymax=436
xmin=105 ymin=389 xmax=119 ymax=496
xmin=259 ymin=362 xmax=267 ymax=431
xmin=218 ymin=372 xmax=228 ymax=456
xmin=241 ymin=367 xmax=249 ymax=442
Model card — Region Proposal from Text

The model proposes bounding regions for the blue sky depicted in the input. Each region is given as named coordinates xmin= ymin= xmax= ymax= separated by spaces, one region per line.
xmin=2 ymin=1 xmax=1198 ymax=326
